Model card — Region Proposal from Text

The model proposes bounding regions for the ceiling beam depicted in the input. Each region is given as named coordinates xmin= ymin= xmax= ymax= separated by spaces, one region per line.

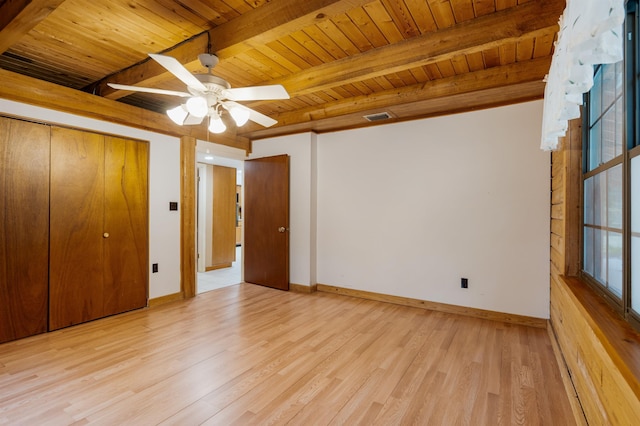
xmin=239 ymin=57 xmax=551 ymax=139
xmin=0 ymin=0 xmax=66 ymax=54
xmin=97 ymin=0 xmax=373 ymax=99
xmin=246 ymin=80 xmax=545 ymax=140
xmin=271 ymin=0 xmax=563 ymax=97
xmin=0 ymin=68 xmax=250 ymax=152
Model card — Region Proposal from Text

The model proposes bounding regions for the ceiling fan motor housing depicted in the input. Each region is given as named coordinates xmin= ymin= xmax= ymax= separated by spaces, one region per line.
xmin=108 ymin=52 xmax=285 ymax=128
xmin=198 ymin=53 xmax=219 ymax=69
xmin=188 ymin=74 xmax=232 ymax=104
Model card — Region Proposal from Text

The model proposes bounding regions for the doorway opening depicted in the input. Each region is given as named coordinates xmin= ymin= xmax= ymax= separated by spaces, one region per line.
xmin=197 ymin=245 xmax=241 ymax=293
xmin=196 ymin=153 xmax=243 ymax=294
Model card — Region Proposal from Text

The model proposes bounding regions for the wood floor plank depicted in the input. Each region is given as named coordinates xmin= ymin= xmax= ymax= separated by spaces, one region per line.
xmin=0 ymin=283 xmax=576 ymax=425
xmin=203 ymin=301 xmax=397 ymax=424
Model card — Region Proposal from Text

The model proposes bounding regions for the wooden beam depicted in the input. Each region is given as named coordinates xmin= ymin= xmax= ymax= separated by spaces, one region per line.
xmin=98 ymin=0 xmax=373 ymax=99
xmin=210 ymin=0 xmax=376 ymax=56
xmin=245 ymin=80 xmax=545 ymax=140
xmin=180 ymin=135 xmax=197 ymax=300
xmin=270 ymin=0 xmax=563 ymax=97
xmin=0 ymin=68 xmax=251 ymax=152
xmin=0 ymin=0 xmax=66 ymax=54
xmin=240 ymin=57 xmax=551 ymax=138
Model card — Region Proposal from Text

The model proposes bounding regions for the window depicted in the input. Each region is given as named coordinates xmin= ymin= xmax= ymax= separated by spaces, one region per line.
xmin=583 ymin=0 xmax=640 ymax=327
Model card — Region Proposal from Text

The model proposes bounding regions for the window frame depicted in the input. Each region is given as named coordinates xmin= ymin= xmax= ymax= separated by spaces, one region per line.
xmin=582 ymin=0 xmax=640 ymax=329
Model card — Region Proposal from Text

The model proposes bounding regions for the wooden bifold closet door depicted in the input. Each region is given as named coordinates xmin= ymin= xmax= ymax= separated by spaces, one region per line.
xmin=103 ymin=136 xmax=149 ymax=316
xmin=0 ymin=118 xmax=50 ymax=344
xmin=49 ymin=127 xmax=148 ymax=331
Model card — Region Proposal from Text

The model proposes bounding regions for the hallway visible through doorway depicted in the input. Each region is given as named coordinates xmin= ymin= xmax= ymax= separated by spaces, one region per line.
xmin=197 ymin=246 xmax=241 ymax=293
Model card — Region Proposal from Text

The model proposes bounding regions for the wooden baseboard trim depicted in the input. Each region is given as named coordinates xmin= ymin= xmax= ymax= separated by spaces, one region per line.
xmin=149 ymin=291 xmax=184 ymax=307
xmin=547 ymin=321 xmax=589 ymax=425
xmin=205 ymin=263 xmax=232 ymax=272
xmin=289 ymin=283 xmax=317 ymax=294
xmin=316 ymin=284 xmax=547 ymax=328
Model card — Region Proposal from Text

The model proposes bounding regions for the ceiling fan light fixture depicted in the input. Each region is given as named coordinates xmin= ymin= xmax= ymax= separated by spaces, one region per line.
xmin=111 ymin=53 xmax=287 ymax=132
xmin=183 ymin=112 xmax=205 ymax=125
xmin=208 ymin=114 xmax=227 ymax=134
xmin=229 ymin=105 xmax=250 ymax=126
xmin=167 ymin=105 xmax=188 ymax=125
xmin=186 ymin=96 xmax=208 ymax=117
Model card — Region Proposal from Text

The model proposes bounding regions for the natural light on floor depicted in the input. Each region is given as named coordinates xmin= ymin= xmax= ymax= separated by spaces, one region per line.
xmin=197 ymin=246 xmax=242 ymax=293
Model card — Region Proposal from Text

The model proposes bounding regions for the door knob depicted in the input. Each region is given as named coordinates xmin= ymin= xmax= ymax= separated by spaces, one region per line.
xmin=103 ymin=232 xmax=110 ymax=238
xmin=278 ymin=227 xmax=286 ymax=233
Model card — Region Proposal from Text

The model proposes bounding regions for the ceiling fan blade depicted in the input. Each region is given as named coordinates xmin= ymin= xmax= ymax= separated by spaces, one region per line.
xmin=224 ymin=84 xmax=290 ymax=101
xmin=184 ymin=114 xmax=205 ymax=125
xmin=246 ymin=108 xmax=278 ymax=127
xmin=148 ymin=53 xmax=207 ymax=92
xmin=224 ymin=101 xmax=278 ymax=127
xmin=107 ymin=83 xmax=191 ymax=97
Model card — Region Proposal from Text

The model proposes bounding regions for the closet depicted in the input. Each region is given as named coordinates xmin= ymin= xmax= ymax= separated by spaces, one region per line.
xmin=0 ymin=117 xmax=148 ymax=342
xmin=49 ymin=127 xmax=148 ymax=330
xmin=0 ymin=118 xmax=50 ymax=343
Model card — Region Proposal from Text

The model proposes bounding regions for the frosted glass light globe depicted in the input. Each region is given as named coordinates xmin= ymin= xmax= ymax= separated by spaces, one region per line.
xmin=208 ymin=116 xmax=227 ymax=134
xmin=230 ymin=106 xmax=250 ymax=126
xmin=185 ymin=97 xmax=208 ymax=117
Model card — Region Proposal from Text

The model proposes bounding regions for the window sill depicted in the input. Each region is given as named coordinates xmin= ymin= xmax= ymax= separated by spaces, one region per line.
xmin=560 ymin=276 xmax=640 ymax=399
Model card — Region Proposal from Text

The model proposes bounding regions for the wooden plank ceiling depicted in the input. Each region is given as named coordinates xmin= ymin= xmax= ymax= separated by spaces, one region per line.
xmin=0 ymin=0 xmax=563 ymax=145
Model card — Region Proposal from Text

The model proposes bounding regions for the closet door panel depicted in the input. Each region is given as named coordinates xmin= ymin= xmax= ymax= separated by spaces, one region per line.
xmin=49 ymin=127 xmax=105 ymax=330
xmin=103 ymin=137 xmax=148 ymax=315
xmin=0 ymin=118 xmax=50 ymax=343
xmin=211 ymin=165 xmax=237 ymax=269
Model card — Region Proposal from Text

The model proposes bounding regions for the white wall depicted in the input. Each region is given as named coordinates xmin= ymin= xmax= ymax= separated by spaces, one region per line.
xmin=0 ymin=99 xmax=182 ymax=299
xmin=253 ymin=101 xmax=550 ymax=318
xmin=147 ymin=135 xmax=181 ymax=299
xmin=250 ymin=133 xmax=316 ymax=286
xmin=4 ymin=97 xmax=550 ymax=317
xmin=317 ymin=101 xmax=550 ymax=318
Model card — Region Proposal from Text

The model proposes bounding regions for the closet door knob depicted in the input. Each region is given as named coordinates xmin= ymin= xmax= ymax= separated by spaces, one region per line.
xmin=103 ymin=232 xmax=110 ymax=238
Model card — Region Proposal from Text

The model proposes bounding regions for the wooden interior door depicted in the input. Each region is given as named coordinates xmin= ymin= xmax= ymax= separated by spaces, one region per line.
xmin=244 ymin=155 xmax=289 ymax=290
xmin=0 ymin=117 xmax=50 ymax=343
xmin=103 ymin=136 xmax=148 ymax=315
xmin=210 ymin=165 xmax=237 ymax=269
xmin=50 ymin=127 xmax=105 ymax=330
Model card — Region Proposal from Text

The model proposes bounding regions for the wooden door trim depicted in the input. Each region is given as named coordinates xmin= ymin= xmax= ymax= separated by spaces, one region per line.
xmin=180 ymin=136 xmax=197 ymax=299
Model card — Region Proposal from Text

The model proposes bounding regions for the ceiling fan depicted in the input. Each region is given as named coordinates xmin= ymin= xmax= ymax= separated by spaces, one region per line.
xmin=107 ymin=53 xmax=289 ymax=133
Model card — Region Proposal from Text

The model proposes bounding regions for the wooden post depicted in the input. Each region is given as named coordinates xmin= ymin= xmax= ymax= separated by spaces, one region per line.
xmin=180 ymin=135 xmax=197 ymax=299
xmin=563 ymin=118 xmax=582 ymax=276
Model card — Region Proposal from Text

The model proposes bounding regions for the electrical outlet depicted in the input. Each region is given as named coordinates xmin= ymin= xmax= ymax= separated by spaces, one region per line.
xmin=152 ymin=263 xmax=159 ymax=273
xmin=461 ymin=278 xmax=468 ymax=289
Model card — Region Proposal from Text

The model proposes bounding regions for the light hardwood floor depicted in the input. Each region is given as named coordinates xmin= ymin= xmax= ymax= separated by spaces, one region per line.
xmin=0 ymin=283 xmax=575 ymax=425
